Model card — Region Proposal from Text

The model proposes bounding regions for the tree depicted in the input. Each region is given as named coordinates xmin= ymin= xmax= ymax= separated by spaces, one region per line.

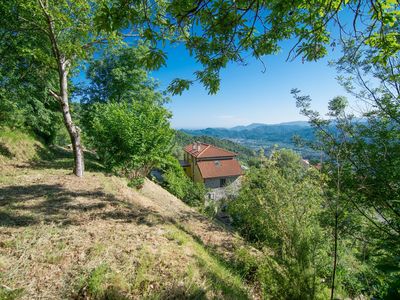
xmin=293 ymin=39 xmax=400 ymax=297
xmin=4 ymin=0 xmax=398 ymax=177
xmin=228 ymin=149 xmax=329 ymax=298
xmin=96 ymin=0 xmax=399 ymax=94
xmin=82 ymin=45 xmax=162 ymax=105
xmin=81 ymin=46 xmax=174 ymax=185
xmin=1 ymin=0 xmax=130 ymax=176
xmin=0 ymin=4 xmax=63 ymax=143
xmin=161 ymin=155 xmax=207 ymax=206
xmin=87 ymin=100 xmax=173 ymax=186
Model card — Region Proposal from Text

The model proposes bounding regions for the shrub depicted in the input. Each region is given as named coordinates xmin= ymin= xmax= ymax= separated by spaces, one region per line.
xmin=87 ymin=101 xmax=173 ymax=186
xmin=162 ymin=156 xmax=206 ymax=206
xmin=228 ymin=149 xmax=330 ymax=298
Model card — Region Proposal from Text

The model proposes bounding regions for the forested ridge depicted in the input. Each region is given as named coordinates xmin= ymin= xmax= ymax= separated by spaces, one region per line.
xmin=173 ymin=130 xmax=256 ymax=163
xmin=182 ymin=122 xmax=319 ymax=160
xmin=1 ymin=0 xmax=399 ymax=299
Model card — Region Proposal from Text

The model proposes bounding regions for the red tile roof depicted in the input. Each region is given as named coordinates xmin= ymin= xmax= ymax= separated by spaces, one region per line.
xmin=184 ymin=142 xmax=237 ymax=158
xmin=197 ymin=159 xmax=243 ymax=179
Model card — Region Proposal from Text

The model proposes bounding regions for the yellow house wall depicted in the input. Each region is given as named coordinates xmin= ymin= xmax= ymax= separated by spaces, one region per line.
xmin=193 ymin=164 xmax=204 ymax=183
xmin=183 ymin=153 xmax=193 ymax=179
xmin=183 ymin=152 xmax=206 ymax=183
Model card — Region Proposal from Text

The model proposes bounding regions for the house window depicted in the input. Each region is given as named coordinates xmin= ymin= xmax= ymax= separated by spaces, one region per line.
xmin=220 ymin=178 xmax=226 ymax=187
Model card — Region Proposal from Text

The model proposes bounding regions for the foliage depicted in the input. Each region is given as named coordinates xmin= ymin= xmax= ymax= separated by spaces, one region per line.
xmin=228 ymin=149 xmax=330 ymax=299
xmin=0 ymin=85 xmax=62 ymax=144
xmin=87 ymin=101 xmax=174 ymax=185
xmin=95 ymin=0 xmax=399 ymax=94
xmin=293 ymin=38 xmax=400 ymax=298
xmin=0 ymin=0 xmax=127 ymax=175
xmin=3 ymin=0 xmax=399 ymax=175
xmin=0 ymin=2 xmax=63 ymax=143
xmin=81 ymin=45 xmax=165 ymax=105
xmin=162 ymin=155 xmax=206 ymax=206
xmin=80 ymin=45 xmax=174 ymax=186
xmin=0 ymin=286 xmax=24 ymax=300
xmin=0 ymin=127 xmax=49 ymax=164
xmin=174 ymin=130 xmax=255 ymax=164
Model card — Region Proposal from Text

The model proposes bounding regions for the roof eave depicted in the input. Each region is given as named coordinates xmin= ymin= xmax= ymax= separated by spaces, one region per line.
xmin=203 ymin=173 xmax=243 ymax=179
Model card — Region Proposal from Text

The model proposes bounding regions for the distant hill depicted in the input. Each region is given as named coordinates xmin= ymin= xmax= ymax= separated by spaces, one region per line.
xmin=278 ymin=121 xmax=310 ymax=126
xmin=230 ymin=123 xmax=266 ymax=131
xmin=173 ymin=130 xmax=255 ymax=164
xmin=181 ymin=121 xmax=319 ymax=159
xmin=182 ymin=122 xmax=314 ymax=142
xmin=230 ymin=121 xmax=310 ymax=131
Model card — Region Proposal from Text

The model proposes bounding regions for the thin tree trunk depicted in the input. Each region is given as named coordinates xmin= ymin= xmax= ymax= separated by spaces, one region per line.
xmin=40 ymin=0 xmax=84 ymax=177
xmin=58 ymin=58 xmax=84 ymax=177
xmin=331 ymin=152 xmax=342 ymax=300
xmin=330 ymin=210 xmax=338 ymax=300
xmin=49 ymin=58 xmax=84 ymax=177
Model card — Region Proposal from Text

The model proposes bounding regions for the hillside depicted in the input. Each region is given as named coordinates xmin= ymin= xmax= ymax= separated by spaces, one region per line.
xmin=0 ymin=131 xmax=258 ymax=299
xmin=181 ymin=122 xmax=314 ymax=142
xmin=174 ymin=130 xmax=255 ymax=163
xmin=181 ymin=122 xmax=319 ymax=159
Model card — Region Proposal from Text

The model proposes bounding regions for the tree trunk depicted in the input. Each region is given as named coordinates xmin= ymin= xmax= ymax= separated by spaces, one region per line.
xmin=58 ymin=57 xmax=84 ymax=177
xmin=330 ymin=208 xmax=338 ymax=300
xmin=39 ymin=0 xmax=84 ymax=177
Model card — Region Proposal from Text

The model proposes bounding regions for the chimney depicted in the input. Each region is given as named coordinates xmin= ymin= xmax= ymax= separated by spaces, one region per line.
xmin=192 ymin=143 xmax=196 ymax=151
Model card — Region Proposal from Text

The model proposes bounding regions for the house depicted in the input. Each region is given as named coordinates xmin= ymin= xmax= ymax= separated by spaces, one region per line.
xmin=181 ymin=142 xmax=243 ymax=189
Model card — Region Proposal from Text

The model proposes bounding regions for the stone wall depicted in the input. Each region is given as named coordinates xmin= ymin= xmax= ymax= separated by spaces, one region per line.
xmin=206 ymin=176 xmax=242 ymax=201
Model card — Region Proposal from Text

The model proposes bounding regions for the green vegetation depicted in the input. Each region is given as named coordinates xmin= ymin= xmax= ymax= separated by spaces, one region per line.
xmin=1 ymin=0 xmax=399 ymax=299
xmin=173 ymin=130 xmax=255 ymax=164
xmin=291 ymin=38 xmax=400 ymax=299
xmin=164 ymin=227 xmax=249 ymax=299
xmin=161 ymin=156 xmax=206 ymax=206
xmin=181 ymin=123 xmax=319 ymax=160
xmin=94 ymin=0 xmax=398 ymax=95
xmin=1 ymin=0 xmax=126 ymax=176
xmin=73 ymin=226 xmax=252 ymax=299
xmin=77 ymin=46 xmax=173 ymax=187
xmin=0 ymin=136 xmax=253 ymax=298
xmin=229 ymin=149 xmax=330 ymax=299
xmin=3 ymin=0 xmax=396 ymax=175
xmin=86 ymin=101 xmax=173 ymax=187
xmin=0 ymin=128 xmax=43 ymax=164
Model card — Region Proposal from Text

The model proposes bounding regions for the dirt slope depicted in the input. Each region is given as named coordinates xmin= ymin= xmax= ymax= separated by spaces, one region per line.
xmin=0 ymin=144 xmax=257 ymax=299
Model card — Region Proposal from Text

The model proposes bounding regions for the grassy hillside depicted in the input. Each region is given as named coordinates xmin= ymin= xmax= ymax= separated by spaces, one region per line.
xmin=0 ymin=128 xmax=45 ymax=164
xmin=0 ymin=131 xmax=258 ymax=299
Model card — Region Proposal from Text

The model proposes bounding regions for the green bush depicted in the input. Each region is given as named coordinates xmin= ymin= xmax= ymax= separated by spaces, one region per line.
xmin=228 ymin=149 xmax=330 ymax=299
xmin=162 ymin=156 xmax=206 ymax=206
xmin=86 ymin=101 xmax=173 ymax=186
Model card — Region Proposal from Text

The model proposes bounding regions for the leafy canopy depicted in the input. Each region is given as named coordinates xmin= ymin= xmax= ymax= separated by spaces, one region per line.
xmin=95 ymin=0 xmax=399 ymax=94
xmin=293 ymin=37 xmax=400 ymax=298
xmin=87 ymin=100 xmax=174 ymax=185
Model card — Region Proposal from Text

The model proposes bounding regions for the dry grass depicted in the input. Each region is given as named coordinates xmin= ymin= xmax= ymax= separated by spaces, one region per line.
xmin=0 ymin=135 xmax=257 ymax=299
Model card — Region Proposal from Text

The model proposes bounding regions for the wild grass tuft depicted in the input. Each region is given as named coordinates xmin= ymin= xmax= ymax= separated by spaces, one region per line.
xmin=164 ymin=226 xmax=250 ymax=299
xmin=0 ymin=286 xmax=24 ymax=300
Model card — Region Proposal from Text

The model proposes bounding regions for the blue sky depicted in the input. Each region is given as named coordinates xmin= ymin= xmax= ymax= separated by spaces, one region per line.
xmin=153 ymin=40 xmax=351 ymax=129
